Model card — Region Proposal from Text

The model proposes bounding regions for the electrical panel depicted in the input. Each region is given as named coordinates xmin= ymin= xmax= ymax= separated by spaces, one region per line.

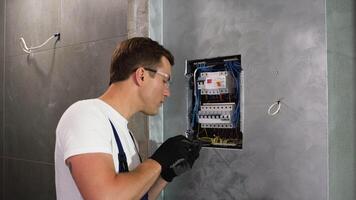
xmin=185 ymin=55 xmax=243 ymax=149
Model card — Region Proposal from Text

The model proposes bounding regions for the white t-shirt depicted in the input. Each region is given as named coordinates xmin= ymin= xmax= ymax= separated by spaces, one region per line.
xmin=55 ymin=99 xmax=141 ymax=200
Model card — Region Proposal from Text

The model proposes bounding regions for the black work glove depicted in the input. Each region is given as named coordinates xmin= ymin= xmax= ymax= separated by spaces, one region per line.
xmin=160 ymin=140 xmax=202 ymax=182
xmin=150 ymin=135 xmax=193 ymax=172
xmin=187 ymin=140 xmax=202 ymax=166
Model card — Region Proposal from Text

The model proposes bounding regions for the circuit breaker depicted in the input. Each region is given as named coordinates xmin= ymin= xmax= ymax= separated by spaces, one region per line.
xmin=185 ymin=55 xmax=243 ymax=148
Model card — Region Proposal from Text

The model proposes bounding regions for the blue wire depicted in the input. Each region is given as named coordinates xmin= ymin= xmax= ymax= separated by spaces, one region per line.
xmin=224 ymin=60 xmax=241 ymax=127
xmin=191 ymin=63 xmax=213 ymax=128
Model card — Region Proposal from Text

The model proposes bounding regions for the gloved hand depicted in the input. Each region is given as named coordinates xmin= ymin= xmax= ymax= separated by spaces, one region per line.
xmin=150 ymin=135 xmax=193 ymax=172
xmin=160 ymin=140 xmax=202 ymax=182
xmin=187 ymin=140 xmax=201 ymax=166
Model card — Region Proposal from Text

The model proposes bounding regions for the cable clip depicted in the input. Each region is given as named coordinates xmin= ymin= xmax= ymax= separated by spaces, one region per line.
xmin=268 ymin=100 xmax=281 ymax=116
xmin=19 ymin=33 xmax=60 ymax=54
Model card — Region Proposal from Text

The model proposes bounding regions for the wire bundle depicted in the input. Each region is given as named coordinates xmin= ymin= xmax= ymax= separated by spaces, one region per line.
xmin=191 ymin=63 xmax=210 ymax=129
xmin=224 ymin=60 xmax=242 ymax=126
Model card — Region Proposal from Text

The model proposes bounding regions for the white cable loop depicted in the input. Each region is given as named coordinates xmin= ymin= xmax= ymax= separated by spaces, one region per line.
xmin=19 ymin=38 xmax=31 ymax=53
xmin=268 ymin=100 xmax=281 ymax=116
xmin=19 ymin=33 xmax=60 ymax=54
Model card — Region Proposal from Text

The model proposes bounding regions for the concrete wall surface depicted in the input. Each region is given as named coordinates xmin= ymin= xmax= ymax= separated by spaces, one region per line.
xmin=162 ymin=0 xmax=327 ymax=199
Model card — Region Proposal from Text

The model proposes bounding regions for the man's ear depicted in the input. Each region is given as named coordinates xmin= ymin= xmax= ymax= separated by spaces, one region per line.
xmin=135 ymin=67 xmax=145 ymax=85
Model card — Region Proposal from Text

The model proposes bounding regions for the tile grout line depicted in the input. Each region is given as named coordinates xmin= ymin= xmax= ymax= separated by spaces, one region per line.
xmin=0 ymin=156 xmax=54 ymax=166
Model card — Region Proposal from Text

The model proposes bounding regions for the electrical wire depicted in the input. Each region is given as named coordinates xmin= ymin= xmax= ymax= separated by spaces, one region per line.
xmin=224 ymin=60 xmax=242 ymax=126
xmin=191 ymin=63 xmax=215 ymax=129
xmin=19 ymin=33 xmax=60 ymax=54
xmin=268 ymin=100 xmax=281 ymax=116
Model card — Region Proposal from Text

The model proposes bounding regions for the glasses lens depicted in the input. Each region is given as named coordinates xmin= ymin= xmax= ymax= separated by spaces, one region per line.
xmin=144 ymin=67 xmax=170 ymax=88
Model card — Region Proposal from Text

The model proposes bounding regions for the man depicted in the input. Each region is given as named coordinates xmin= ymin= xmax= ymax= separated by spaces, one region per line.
xmin=55 ymin=37 xmax=200 ymax=200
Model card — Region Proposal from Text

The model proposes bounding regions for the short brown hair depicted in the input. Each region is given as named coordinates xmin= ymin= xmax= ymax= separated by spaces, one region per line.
xmin=110 ymin=37 xmax=174 ymax=84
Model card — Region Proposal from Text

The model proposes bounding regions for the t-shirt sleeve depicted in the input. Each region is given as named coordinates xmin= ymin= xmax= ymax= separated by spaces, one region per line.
xmin=56 ymin=102 xmax=112 ymax=161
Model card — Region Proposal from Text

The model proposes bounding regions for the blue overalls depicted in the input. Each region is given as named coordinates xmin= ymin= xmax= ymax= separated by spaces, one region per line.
xmin=109 ymin=120 xmax=149 ymax=200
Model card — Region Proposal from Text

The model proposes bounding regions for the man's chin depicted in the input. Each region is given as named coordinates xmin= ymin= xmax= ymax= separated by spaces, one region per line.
xmin=141 ymin=104 xmax=162 ymax=116
xmin=142 ymin=109 xmax=159 ymax=116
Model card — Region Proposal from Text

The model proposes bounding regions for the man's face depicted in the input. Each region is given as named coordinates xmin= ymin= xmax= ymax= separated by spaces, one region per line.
xmin=141 ymin=56 xmax=172 ymax=115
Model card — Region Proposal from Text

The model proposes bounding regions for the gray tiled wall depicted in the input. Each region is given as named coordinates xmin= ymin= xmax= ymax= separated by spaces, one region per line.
xmin=61 ymin=0 xmax=127 ymax=47
xmin=5 ymin=0 xmax=60 ymax=57
xmin=5 ymin=50 xmax=60 ymax=162
xmin=4 ymin=37 xmax=120 ymax=162
xmin=2 ymin=0 xmax=128 ymax=199
xmin=1 ymin=0 xmax=5 ymax=199
xmin=4 ymin=159 xmax=56 ymax=200
xmin=0 ymin=158 xmax=3 ymax=200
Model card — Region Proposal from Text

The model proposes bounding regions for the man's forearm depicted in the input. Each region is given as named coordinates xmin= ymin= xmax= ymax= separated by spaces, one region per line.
xmin=67 ymin=154 xmax=162 ymax=200
xmin=148 ymin=177 xmax=168 ymax=200
xmin=111 ymin=159 xmax=162 ymax=200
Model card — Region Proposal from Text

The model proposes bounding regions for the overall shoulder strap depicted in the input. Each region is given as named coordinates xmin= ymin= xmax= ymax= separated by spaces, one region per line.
xmin=128 ymin=131 xmax=143 ymax=163
xmin=109 ymin=120 xmax=129 ymax=173
xmin=109 ymin=120 xmax=148 ymax=200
